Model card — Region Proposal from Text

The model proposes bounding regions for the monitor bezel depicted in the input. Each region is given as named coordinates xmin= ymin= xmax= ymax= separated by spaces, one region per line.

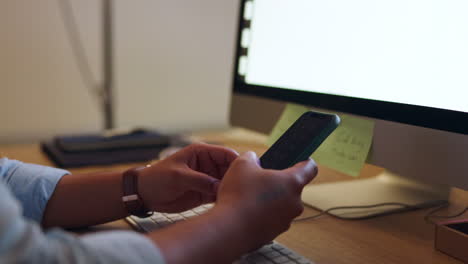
xmin=231 ymin=0 xmax=468 ymax=135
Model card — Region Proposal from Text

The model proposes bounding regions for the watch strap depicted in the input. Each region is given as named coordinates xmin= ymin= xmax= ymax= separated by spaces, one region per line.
xmin=122 ymin=166 xmax=153 ymax=218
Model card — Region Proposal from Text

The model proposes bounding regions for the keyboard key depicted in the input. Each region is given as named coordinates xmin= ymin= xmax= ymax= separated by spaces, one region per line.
xmin=164 ymin=213 xmax=181 ymax=219
xmin=258 ymin=245 xmax=274 ymax=254
xmin=272 ymin=244 xmax=284 ymax=250
xmin=264 ymin=251 xmax=281 ymax=259
xmin=193 ymin=207 xmax=208 ymax=214
xmin=157 ymin=219 xmax=172 ymax=227
xmin=203 ymin=204 xmax=214 ymax=209
xmin=279 ymin=248 xmax=293 ymax=255
xmin=287 ymin=253 xmax=301 ymax=260
xmin=167 ymin=214 xmax=184 ymax=221
xmin=296 ymin=258 xmax=312 ymax=264
xmin=181 ymin=211 xmax=196 ymax=217
xmin=271 ymin=255 xmax=290 ymax=263
xmin=151 ymin=215 xmax=168 ymax=222
xmin=134 ymin=218 xmax=159 ymax=232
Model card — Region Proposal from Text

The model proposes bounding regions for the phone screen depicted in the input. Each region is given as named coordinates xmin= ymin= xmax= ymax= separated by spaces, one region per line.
xmin=260 ymin=112 xmax=338 ymax=170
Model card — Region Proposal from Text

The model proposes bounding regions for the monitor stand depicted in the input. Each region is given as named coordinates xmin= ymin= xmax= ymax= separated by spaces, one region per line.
xmin=301 ymin=170 xmax=450 ymax=219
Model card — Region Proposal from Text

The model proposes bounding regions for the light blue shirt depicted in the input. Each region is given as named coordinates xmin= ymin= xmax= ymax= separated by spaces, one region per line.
xmin=0 ymin=158 xmax=165 ymax=264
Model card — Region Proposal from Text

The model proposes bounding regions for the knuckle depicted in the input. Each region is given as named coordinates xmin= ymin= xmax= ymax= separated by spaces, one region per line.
xmin=172 ymin=168 xmax=186 ymax=179
xmin=235 ymin=155 xmax=250 ymax=165
xmin=231 ymin=158 xmax=242 ymax=167
xmin=286 ymin=173 xmax=303 ymax=191
xmin=188 ymin=143 xmax=203 ymax=150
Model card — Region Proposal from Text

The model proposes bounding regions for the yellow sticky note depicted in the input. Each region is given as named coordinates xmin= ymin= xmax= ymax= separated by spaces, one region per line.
xmin=266 ymin=103 xmax=374 ymax=177
xmin=312 ymin=114 xmax=374 ymax=176
xmin=266 ymin=104 xmax=309 ymax=146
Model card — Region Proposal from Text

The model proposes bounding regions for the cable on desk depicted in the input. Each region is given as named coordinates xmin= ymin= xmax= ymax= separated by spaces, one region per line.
xmin=424 ymin=204 xmax=468 ymax=225
xmin=293 ymin=200 xmax=449 ymax=222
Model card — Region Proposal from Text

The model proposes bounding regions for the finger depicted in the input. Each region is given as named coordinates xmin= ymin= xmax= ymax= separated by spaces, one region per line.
xmin=204 ymin=144 xmax=239 ymax=164
xmin=189 ymin=144 xmax=239 ymax=178
xmin=235 ymin=151 xmax=262 ymax=170
xmin=190 ymin=143 xmax=239 ymax=164
xmin=283 ymin=158 xmax=318 ymax=186
xmin=222 ymin=151 xmax=261 ymax=178
xmin=212 ymin=180 xmax=220 ymax=194
xmin=156 ymin=191 xmax=204 ymax=213
xmin=181 ymin=170 xmax=220 ymax=194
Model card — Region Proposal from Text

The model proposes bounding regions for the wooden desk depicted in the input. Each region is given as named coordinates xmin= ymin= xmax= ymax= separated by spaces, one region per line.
xmin=1 ymin=128 xmax=467 ymax=264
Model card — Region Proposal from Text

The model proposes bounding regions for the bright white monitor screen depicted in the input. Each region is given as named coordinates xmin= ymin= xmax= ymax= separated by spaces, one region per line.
xmin=241 ymin=0 xmax=468 ymax=113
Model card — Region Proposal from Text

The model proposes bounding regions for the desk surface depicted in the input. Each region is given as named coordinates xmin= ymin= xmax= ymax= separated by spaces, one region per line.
xmin=1 ymin=128 xmax=467 ymax=264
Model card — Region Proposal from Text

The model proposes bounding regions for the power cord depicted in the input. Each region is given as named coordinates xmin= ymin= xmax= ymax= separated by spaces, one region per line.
xmin=56 ymin=0 xmax=102 ymax=110
xmin=424 ymin=204 xmax=468 ymax=225
xmin=293 ymin=200 xmax=451 ymax=222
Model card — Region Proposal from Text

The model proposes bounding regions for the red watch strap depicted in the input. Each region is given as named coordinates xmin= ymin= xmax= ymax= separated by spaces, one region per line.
xmin=122 ymin=166 xmax=152 ymax=218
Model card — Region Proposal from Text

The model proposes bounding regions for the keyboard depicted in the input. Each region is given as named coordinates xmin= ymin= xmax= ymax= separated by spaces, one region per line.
xmin=126 ymin=204 xmax=314 ymax=264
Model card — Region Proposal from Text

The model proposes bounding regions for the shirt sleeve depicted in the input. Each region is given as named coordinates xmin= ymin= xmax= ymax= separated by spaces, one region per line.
xmin=0 ymin=165 xmax=166 ymax=264
xmin=0 ymin=157 xmax=69 ymax=222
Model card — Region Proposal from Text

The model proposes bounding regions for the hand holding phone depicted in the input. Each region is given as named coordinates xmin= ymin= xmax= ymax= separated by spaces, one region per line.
xmin=260 ymin=111 xmax=340 ymax=170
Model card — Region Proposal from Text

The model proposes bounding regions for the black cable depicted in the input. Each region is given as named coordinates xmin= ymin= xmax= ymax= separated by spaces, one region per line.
xmin=57 ymin=0 xmax=102 ymax=108
xmin=424 ymin=204 xmax=468 ymax=224
xmin=293 ymin=200 xmax=449 ymax=222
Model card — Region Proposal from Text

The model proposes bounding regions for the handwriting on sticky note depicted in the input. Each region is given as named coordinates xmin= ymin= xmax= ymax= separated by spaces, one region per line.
xmin=266 ymin=103 xmax=374 ymax=177
xmin=312 ymin=114 xmax=374 ymax=176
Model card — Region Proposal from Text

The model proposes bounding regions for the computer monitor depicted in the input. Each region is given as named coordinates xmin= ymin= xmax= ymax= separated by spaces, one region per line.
xmin=230 ymin=0 xmax=468 ymax=218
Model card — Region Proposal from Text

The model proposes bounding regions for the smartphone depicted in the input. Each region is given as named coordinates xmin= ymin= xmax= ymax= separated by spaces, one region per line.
xmin=260 ymin=111 xmax=340 ymax=170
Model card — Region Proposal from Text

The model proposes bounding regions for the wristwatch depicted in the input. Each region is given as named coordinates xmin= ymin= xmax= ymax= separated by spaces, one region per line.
xmin=122 ymin=166 xmax=153 ymax=218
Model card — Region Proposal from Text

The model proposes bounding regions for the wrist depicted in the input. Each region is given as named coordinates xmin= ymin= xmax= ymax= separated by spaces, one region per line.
xmin=148 ymin=205 xmax=255 ymax=264
xmin=122 ymin=166 xmax=153 ymax=218
xmin=211 ymin=203 xmax=266 ymax=249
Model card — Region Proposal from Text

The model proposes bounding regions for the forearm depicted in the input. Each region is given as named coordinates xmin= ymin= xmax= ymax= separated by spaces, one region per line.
xmin=1 ymin=178 xmax=165 ymax=264
xmin=148 ymin=206 xmax=256 ymax=264
xmin=42 ymin=171 xmax=128 ymax=228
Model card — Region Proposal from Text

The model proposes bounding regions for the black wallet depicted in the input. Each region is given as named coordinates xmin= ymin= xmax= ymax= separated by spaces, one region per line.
xmin=41 ymin=130 xmax=181 ymax=168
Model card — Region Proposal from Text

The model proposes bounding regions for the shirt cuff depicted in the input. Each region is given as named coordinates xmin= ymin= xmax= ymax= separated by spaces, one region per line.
xmin=1 ymin=158 xmax=69 ymax=222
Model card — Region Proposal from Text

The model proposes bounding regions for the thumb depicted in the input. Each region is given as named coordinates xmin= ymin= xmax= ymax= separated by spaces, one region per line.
xmin=182 ymin=170 xmax=219 ymax=194
xmin=284 ymin=158 xmax=318 ymax=186
xmin=238 ymin=151 xmax=261 ymax=168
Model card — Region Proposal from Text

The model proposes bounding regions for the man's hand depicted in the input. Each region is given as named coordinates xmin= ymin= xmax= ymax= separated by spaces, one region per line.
xmin=138 ymin=143 xmax=238 ymax=213
xmin=148 ymin=151 xmax=318 ymax=264
xmin=215 ymin=151 xmax=318 ymax=248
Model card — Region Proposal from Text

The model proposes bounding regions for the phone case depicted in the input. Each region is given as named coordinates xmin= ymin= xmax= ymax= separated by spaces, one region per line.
xmin=292 ymin=112 xmax=340 ymax=165
xmin=260 ymin=111 xmax=340 ymax=170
